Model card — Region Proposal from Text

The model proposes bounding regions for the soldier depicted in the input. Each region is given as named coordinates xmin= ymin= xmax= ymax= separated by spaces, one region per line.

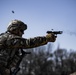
xmin=0 ymin=19 xmax=56 ymax=75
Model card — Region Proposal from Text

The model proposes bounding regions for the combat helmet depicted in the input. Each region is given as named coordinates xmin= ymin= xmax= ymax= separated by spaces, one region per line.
xmin=7 ymin=19 xmax=27 ymax=32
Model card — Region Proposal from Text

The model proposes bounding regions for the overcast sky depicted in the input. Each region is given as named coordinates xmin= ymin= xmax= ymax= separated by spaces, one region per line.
xmin=0 ymin=0 xmax=76 ymax=50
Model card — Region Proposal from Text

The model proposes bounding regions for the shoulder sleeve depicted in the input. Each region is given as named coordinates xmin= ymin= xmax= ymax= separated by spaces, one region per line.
xmin=0 ymin=33 xmax=8 ymax=48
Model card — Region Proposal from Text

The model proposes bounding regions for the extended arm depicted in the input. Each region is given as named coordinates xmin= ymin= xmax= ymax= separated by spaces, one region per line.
xmin=6 ymin=32 xmax=57 ymax=49
xmin=6 ymin=36 xmax=48 ymax=49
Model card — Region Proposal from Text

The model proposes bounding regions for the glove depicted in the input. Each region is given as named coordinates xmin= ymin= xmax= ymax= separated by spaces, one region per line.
xmin=46 ymin=33 xmax=57 ymax=42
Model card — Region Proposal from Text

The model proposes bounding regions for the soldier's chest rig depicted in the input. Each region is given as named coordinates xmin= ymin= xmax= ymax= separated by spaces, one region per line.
xmin=9 ymin=49 xmax=31 ymax=75
xmin=8 ymin=49 xmax=25 ymax=68
xmin=8 ymin=49 xmax=25 ymax=75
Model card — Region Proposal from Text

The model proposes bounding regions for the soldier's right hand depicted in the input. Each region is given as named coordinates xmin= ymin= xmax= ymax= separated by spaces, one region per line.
xmin=46 ymin=33 xmax=57 ymax=42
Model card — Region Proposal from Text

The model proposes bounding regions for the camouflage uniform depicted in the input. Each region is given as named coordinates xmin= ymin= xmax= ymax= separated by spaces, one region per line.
xmin=0 ymin=20 xmax=53 ymax=75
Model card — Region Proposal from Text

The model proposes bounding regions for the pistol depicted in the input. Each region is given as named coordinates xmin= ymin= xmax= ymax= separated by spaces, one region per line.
xmin=47 ymin=31 xmax=63 ymax=35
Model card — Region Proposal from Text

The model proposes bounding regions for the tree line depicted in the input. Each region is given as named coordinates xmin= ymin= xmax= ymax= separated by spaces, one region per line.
xmin=17 ymin=43 xmax=76 ymax=75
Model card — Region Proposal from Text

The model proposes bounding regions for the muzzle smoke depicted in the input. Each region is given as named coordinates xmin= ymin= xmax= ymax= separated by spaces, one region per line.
xmin=64 ymin=30 xmax=76 ymax=36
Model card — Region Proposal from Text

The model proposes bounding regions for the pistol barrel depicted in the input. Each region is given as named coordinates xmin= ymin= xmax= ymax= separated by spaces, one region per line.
xmin=47 ymin=31 xmax=63 ymax=34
